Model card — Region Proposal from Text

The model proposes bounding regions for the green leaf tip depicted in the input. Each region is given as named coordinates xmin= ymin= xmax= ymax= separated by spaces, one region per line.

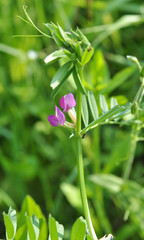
xmin=99 ymin=95 xmax=109 ymax=114
xmin=3 ymin=207 xmax=17 ymax=240
xmin=126 ymin=55 xmax=141 ymax=71
xmin=48 ymin=214 xmax=64 ymax=240
xmin=44 ymin=50 xmax=66 ymax=64
xmin=71 ymin=217 xmax=86 ymax=240
xmin=110 ymin=97 xmax=119 ymax=109
xmin=82 ymin=95 xmax=89 ymax=127
xmin=81 ymin=46 xmax=94 ymax=65
xmin=88 ymin=91 xmax=99 ymax=120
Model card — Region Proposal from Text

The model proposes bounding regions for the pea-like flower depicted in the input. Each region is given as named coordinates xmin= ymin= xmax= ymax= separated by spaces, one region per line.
xmin=60 ymin=93 xmax=76 ymax=124
xmin=48 ymin=106 xmax=65 ymax=127
xmin=60 ymin=93 xmax=76 ymax=112
xmin=48 ymin=93 xmax=76 ymax=127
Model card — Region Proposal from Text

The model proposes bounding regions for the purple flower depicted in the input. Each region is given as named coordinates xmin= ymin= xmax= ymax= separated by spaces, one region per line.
xmin=48 ymin=106 xmax=65 ymax=127
xmin=60 ymin=93 xmax=76 ymax=112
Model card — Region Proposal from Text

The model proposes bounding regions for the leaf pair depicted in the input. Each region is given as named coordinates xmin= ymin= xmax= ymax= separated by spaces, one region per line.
xmin=48 ymin=215 xmax=87 ymax=240
xmin=3 ymin=208 xmax=40 ymax=240
xmin=81 ymin=92 xmax=131 ymax=134
xmin=81 ymin=92 xmax=100 ymax=128
xmin=3 ymin=196 xmax=47 ymax=240
xmin=3 ymin=196 xmax=93 ymax=240
xmin=48 ymin=60 xmax=87 ymax=98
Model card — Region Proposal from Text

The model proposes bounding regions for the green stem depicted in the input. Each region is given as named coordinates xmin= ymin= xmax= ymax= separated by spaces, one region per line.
xmin=92 ymin=128 xmax=112 ymax=233
xmin=123 ymin=81 xmax=144 ymax=180
xmin=76 ymin=90 xmax=98 ymax=240
xmin=123 ymin=123 xmax=139 ymax=180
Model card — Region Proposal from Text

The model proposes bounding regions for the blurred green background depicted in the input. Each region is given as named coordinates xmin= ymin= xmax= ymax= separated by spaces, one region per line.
xmin=0 ymin=0 xmax=144 ymax=239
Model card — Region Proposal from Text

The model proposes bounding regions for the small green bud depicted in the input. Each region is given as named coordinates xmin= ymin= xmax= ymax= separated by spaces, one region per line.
xmin=81 ymin=46 xmax=94 ymax=65
xmin=127 ymin=55 xmax=141 ymax=71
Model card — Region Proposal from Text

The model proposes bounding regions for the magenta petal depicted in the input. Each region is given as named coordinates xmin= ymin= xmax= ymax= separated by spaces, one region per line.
xmin=60 ymin=96 xmax=67 ymax=112
xmin=48 ymin=115 xmax=59 ymax=127
xmin=65 ymin=93 xmax=76 ymax=110
xmin=55 ymin=106 xmax=65 ymax=126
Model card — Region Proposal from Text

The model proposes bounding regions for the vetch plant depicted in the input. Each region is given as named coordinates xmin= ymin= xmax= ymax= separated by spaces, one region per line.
xmin=43 ymin=21 xmax=133 ymax=240
xmin=45 ymin=23 xmax=99 ymax=239
xmin=2 ymin=6 xmax=144 ymax=240
xmin=44 ymin=24 xmax=144 ymax=239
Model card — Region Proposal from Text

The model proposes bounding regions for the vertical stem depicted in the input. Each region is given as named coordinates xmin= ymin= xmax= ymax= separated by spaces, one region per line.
xmin=92 ymin=128 xmax=112 ymax=233
xmin=123 ymin=124 xmax=139 ymax=180
xmin=76 ymin=90 xmax=98 ymax=240
xmin=123 ymin=82 xmax=144 ymax=180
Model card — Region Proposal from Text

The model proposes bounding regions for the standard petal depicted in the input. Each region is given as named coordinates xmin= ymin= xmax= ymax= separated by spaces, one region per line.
xmin=55 ymin=106 xmax=65 ymax=126
xmin=60 ymin=96 xmax=67 ymax=112
xmin=65 ymin=93 xmax=76 ymax=110
xmin=48 ymin=115 xmax=59 ymax=127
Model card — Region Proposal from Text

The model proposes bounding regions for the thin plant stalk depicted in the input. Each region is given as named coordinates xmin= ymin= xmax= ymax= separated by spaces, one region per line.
xmin=123 ymin=124 xmax=139 ymax=180
xmin=123 ymin=80 xmax=144 ymax=179
xmin=75 ymin=89 xmax=98 ymax=240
